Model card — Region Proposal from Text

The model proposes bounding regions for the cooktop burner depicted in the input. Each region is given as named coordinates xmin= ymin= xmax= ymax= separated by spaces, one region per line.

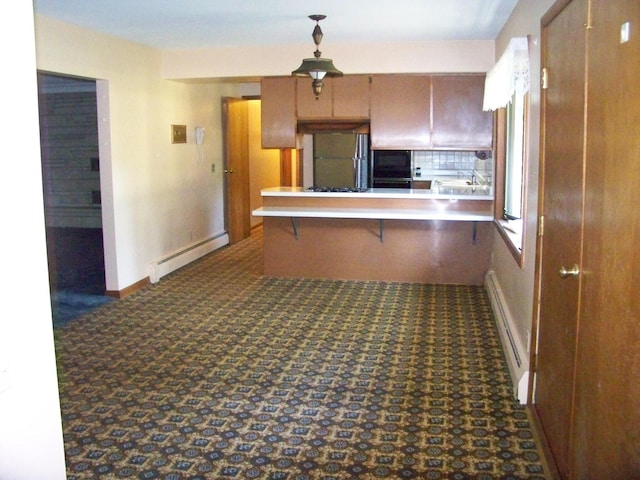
xmin=308 ymin=186 xmax=368 ymax=193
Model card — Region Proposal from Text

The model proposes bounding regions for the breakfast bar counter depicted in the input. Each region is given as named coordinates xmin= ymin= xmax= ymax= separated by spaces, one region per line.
xmin=253 ymin=187 xmax=494 ymax=285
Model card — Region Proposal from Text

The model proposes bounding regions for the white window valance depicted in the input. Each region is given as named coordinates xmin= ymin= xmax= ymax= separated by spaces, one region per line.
xmin=483 ymin=36 xmax=530 ymax=111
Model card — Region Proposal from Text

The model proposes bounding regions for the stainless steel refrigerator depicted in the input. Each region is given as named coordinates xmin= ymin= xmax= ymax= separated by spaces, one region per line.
xmin=313 ymin=133 xmax=369 ymax=189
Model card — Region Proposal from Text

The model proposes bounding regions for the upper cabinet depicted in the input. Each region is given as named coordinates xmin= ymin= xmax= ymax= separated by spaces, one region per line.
xmin=261 ymin=77 xmax=297 ymax=149
xmin=431 ymin=75 xmax=493 ymax=149
xmin=370 ymin=75 xmax=431 ymax=149
xmin=261 ymin=74 xmax=492 ymax=150
xmin=296 ymin=77 xmax=333 ymax=118
xmin=332 ymin=76 xmax=371 ymax=118
xmin=296 ymin=75 xmax=370 ymax=120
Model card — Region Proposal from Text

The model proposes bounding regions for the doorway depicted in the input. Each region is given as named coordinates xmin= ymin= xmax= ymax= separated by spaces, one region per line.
xmin=37 ymin=73 xmax=112 ymax=326
xmin=222 ymin=97 xmax=283 ymax=243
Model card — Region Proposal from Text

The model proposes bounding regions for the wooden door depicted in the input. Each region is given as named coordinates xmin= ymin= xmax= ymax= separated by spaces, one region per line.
xmin=223 ymin=98 xmax=251 ymax=244
xmin=572 ymin=0 xmax=640 ymax=476
xmin=535 ymin=0 xmax=588 ymax=477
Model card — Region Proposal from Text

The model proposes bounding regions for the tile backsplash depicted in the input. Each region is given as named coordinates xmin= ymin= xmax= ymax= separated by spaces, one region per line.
xmin=412 ymin=150 xmax=493 ymax=183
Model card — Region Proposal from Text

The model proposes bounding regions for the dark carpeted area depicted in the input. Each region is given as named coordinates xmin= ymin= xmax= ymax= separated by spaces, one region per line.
xmin=53 ymin=228 xmax=550 ymax=479
xmin=46 ymin=227 xmax=113 ymax=326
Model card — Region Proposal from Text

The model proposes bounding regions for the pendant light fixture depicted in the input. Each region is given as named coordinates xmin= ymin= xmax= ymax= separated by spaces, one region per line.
xmin=292 ymin=15 xmax=343 ymax=99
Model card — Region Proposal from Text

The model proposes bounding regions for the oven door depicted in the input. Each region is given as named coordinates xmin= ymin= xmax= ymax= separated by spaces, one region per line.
xmin=372 ymin=150 xmax=412 ymax=179
xmin=372 ymin=178 xmax=412 ymax=189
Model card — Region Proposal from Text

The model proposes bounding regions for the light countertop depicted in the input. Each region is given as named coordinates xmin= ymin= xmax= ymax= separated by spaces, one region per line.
xmin=260 ymin=186 xmax=493 ymax=200
xmin=255 ymin=186 xmax=494 ymax=222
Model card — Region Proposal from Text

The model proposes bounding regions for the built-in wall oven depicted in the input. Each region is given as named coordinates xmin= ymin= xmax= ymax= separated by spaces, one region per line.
xmin=371 ymin=150 xmax=412 ymax=188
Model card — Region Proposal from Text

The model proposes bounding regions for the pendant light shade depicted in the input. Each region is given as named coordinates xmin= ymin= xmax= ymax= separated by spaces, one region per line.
xmin=292 ymin=15 xmax=343 ymax=99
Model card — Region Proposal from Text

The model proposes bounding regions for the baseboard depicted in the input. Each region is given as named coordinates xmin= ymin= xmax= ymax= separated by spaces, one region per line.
xmin=106 ymin=277 xmax=150 ymax=299
xmin=148 ymin=232 xmax=229 ymax=283
xmin=485 ymin=270 xmax=530 ymax=404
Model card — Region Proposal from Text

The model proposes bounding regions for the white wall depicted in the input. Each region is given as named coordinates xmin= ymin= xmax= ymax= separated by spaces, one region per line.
xmin=0 ymin=4 xmax=67 ymax=479
xmin=489 ymin=0 xmax=556 ymax=356
xmin=162 ymin=40 xmax=496 ymax=79
xmin=34 ymin=15 xmax=241 ymax=291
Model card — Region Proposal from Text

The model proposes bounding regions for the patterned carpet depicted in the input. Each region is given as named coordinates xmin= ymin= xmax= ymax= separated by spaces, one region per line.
xmin=53 ymin=228 xmax=549 ymax=479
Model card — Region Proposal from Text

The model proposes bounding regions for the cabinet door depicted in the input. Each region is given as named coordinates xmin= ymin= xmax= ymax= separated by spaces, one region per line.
xmin=261 ymin=77 xmax=297 ymax=148
xmin=370 ymin=75 xmax=431 ymax=149
xmin=332 ymin=75 xmax=370 ymax=118
xmin=296 ymin=75 xmax=370 ymax=120
xmin=431 ymin=75 xmax=493 ymax=149
xmin=296 ymin=77 xmax=333 ymax=119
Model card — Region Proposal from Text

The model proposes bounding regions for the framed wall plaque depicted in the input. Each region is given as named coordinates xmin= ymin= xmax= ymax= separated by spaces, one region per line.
xmin=171 ymin=124 xmax=187 ymax=144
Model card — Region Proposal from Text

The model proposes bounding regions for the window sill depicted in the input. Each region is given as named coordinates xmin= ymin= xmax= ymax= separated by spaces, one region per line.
xmin=495 ymin=218 xmax=524 ymax=267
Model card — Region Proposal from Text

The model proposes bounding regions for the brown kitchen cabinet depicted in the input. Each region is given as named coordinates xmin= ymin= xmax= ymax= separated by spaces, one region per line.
xmin=431 ymin=74 xmax=492 ymax=149
xmin=412 ymin=180 xmax=433 ymax=190
xmin=263 ymin=73 xmax=491 ymax=150
xmin=370 ymin=75 xmax=431 ymax=149
xmin=261 ymin=76 xmax=297 ymax=148
xmin=332 ymin=75 xmax=370 ymax=118
xmin=296 ymin=75 xmax=370 ymax=120
xmin=296 ymin=77 xmax=333 ymax=118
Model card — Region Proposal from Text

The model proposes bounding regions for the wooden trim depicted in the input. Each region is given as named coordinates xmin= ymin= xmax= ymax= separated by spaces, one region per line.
xmin=527 ymin=406 xmax=562 ymax=479
xmin=493 ymin=108 xmax=506 ymax=221
xmin=280 ymin=149 xmax=293 ymax=186
xmin=541 ymin=0 xmax=573 ymax=26
xmin=530 ymin=0 xmax=555 ymax=407
xmin=106 ymin=277 xmax=150 ymax=299
xmin=295 ymin=148 xmax=303 ymax=187
xmin=492 ymin=90 xmax=530 ymax=269
xmin=492 ymin=107 xmax=525 ymax=264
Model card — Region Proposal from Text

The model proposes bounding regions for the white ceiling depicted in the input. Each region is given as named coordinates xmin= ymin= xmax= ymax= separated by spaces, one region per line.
xmin=32 ymin=0 xmax=519 ymax=50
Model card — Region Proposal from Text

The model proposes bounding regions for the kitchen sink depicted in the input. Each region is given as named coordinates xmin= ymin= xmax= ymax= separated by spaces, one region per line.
xmin=432 ymin=178 xmax=491 ymax=194
xmin=436 ymin=179 xmax=474 ymax=187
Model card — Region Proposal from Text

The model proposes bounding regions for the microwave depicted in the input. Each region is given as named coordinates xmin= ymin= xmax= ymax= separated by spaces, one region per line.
xmin=371 ymin=150 xmax=412 ymax=180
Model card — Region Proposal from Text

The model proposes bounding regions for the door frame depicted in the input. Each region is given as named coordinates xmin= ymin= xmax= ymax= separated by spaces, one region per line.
xmin=528 ymin=0 xmax=586 ymax=478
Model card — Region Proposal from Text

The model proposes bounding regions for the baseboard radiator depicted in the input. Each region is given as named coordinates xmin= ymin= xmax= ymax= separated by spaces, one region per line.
xmin=148 ymin=232 xmax=229 ymax=284
xmin=485 ymin=270 xmax=529 ymax=404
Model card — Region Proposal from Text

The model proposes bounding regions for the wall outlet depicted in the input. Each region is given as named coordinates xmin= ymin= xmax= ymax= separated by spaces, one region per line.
xmin=211 ymin=163 xmax=215 ymax=173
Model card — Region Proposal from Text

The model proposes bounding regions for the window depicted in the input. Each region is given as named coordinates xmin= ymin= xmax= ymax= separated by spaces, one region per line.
xmin=505 ymin=93 xmax=525 ymax=220
xmin=483 ymin=36 xmax=530 ymax=267
xmin=495 ymin=92 xmax=529 ymax=266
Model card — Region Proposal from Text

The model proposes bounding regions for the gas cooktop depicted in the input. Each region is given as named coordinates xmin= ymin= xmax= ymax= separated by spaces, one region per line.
xmin=307 ymin=186 xmax=368 ymax=193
